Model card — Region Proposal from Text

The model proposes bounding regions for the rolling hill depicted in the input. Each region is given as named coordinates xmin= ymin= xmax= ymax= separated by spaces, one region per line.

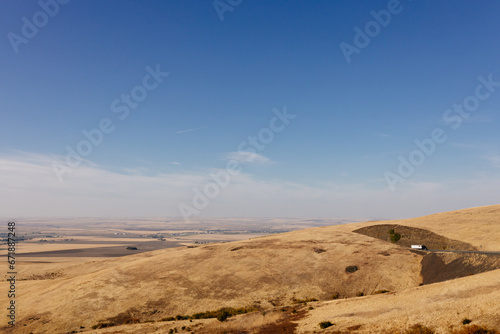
xmin=1 ymin=204 xmax=499 ymax=333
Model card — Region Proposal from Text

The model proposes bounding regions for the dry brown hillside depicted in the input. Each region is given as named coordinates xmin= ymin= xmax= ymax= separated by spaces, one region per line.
xmin=297 ymin=267 xmax=500 ymax=333
xmin=342 ymin=204 xmax=500 ymax=251
xmin=1 ymin=204 xmax=499 ymax=334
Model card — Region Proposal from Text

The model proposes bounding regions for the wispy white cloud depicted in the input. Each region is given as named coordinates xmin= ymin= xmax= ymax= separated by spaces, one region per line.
xmin=122 ymin=167 xmax=150 ymax=175
xmin=175 ymin=126 xmax=208 ymax=134
xmin=1 ymin=152 xmax=499 ymax=219
xmin=372 ymin=133 xmax=389 ymax=138
xmin=224 ymin=151 xmax=272 ymax=165
xmin=170 ymin=161 xmax=182 ymax=165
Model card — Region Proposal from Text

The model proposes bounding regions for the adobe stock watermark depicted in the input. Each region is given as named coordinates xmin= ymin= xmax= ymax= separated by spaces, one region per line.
xmin=51 ymin=64 xmax=169 ymax=183
xmin=7 ymin=0 xmax=71 ymax=54
xmin=339 ymin=0 xmax=411 ymax=64
xmin=385 ymin=73 xmax=499 ymax=191
xmin=178 ymin=106 xmax=296 ymax=220
xmin=213 ymin=0 xmax=242 ymax=21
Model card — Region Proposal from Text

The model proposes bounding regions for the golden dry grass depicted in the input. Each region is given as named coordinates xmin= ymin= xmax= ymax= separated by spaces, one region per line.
xmin=297 ymin=267 xmax=500 ymax=333
xmin=198 ymin=311 xmax=284 ymax=333
xmin=0 ymin=226 xmax=422 ymax=333
xmin=1 ymin=204 xmax=499 ymax=333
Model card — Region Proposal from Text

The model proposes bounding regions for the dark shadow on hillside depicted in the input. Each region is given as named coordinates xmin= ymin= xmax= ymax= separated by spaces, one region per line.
xmin=421 ymin=252 xmax=500 ymax=284
xmin=353 ymin=224 xmax=476 ymax=251
xmin=354 ymin=224 xmax=500 ymax=285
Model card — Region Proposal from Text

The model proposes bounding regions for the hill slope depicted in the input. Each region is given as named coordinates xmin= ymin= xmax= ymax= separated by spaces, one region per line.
xmin=297 ymin=267 xmax=500 ymax=333
xmin=1 ymin=204 xmax=499 ymax=333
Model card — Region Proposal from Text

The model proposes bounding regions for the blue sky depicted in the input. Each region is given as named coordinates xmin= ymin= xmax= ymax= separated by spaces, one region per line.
xmin=1 ymin=0 xmax=500 ymax=219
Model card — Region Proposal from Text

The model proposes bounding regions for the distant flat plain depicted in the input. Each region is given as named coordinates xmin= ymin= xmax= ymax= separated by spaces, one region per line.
xmin=0 ymin=217 xmax=358 ymax=260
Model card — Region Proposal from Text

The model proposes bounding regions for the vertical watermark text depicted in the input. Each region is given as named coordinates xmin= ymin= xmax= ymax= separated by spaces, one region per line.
xmin=6 ymin=222 xmax=17 ymax=326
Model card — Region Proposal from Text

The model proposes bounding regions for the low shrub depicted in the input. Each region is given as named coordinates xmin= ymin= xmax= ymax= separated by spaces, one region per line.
xmin=175 ymin=315 xmax=188 ymax=320
xmin=191 ymin=306 xmax=258 ymax=321
xmin=319 ymin=321 xmax=334 ymax=329
xmin=292 ymin=297 xmax=318 ymax=304
xmin=345 ymin=265 xmax=358 ymax=273
xmin=462 ymin=318 xmax=472 ymax=325
xmin=91 ymin=323 xmax=115 ymax=330
xmin=217 ymin=310 xmax=229 ymax=322
xmin=388 ymin=228 xmax=402 ymax=242
xmin=373 ymin=289 xmax=390 ymax=294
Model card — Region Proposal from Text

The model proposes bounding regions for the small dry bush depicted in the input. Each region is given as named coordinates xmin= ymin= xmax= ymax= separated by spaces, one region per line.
xmin=192 ymin=306 xmax=259 ymax=320
xmin=26 ymin=272 xmax=61 ymax=280
xmin=319 ymin=321 xmax=333 ymax=329
xmin=292 ymin=297 xmax=318 ymax=304
xmin=373 ymin=289 xmax=390 ymax=294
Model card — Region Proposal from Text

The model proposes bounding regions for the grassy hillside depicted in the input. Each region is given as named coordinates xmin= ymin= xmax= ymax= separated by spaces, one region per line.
xmin=1 ymin=204 xmax=499 ymax=333
xmin=298 ymin=267 xmax=500 ymax=333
